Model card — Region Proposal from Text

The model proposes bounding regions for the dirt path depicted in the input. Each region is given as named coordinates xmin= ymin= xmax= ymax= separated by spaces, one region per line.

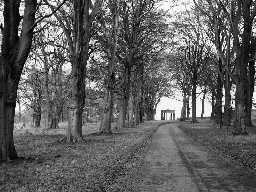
xmin=139 ymin=123 xmax=256 ymax=192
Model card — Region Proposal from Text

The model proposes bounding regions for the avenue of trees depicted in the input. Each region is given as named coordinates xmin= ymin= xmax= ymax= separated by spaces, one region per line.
xmin=0 ymin=0 xmax=256 ymax=162
xmin=170 ymin=0 xmax=256 ymax=135
xmin=0 ymin=0 xmax=172 ymax=161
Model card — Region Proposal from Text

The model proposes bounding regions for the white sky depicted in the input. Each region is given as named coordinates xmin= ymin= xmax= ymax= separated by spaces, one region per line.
xmin=155 ymin=93 xmax=212 ymax=120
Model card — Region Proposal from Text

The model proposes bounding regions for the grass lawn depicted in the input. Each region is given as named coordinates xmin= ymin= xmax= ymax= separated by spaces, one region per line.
xmin=1 ymin=121 xmax=165 ymax=192
xmin=178 ymin=119 xmax=256 ymax=171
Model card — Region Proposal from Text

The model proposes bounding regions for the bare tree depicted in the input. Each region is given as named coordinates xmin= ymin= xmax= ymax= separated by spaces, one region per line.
xmin=0 ymin=0 xmax=37 ymax=161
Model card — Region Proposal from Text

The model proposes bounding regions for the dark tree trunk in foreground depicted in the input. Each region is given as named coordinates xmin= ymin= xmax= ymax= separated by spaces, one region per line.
xmin=245 ymin=36 xmax=256 ymax=127
xmin=0 ymin=0 xmax=37 ymax=161
xmin=231 ymin=1 xmax=254 ymax=135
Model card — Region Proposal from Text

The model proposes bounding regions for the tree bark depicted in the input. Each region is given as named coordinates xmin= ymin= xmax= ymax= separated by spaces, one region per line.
xmin=134 ymin=63 xmax=144 ymax=125
xmin=211 ymin=91 xmax=215 ymax=120
xmin=100 ymin=0 xmax=119 ymax=134
xmin=128 ymin=95 xmax=135 ymax=127
xmin=43 ymin=58 xmax=53 ymax=129
xmin=118 ymin=97 xmax=128 ymax=129
xmin=180 ymin=92 xmax=187 ymax=121
xmin=201 ymin=89 xmax=206 ymax=119
xmin=223 ymin=73 xmax=232 ymax=126
xmin=100 ymin=80 xmax=114 ymax=134
xmin=145 ymin=108 xmax=155 ymax=121
xmin=192 ymin=74 xmax=197 ymax=123
xmin=68 ymin=0 xmax=90 ymax=139
xmin=245 ymin=59 xmax=255 ymax=126
xmin=215 ymin=68 xmax=223 ymax=127
xmin=186 ymin=95 xmax=190 ymax=119
xmin=117 ymin=61 xmax=131 ymax=129
xmin=0 ymin=57 xmax=8 ymax=161
xmin=231 ymin=1 xmax=253 ymax=135
xmin=0 ymin=0 xmax=37 ymax=161
xmin=33 ymin=108 xmax=41 ymax=128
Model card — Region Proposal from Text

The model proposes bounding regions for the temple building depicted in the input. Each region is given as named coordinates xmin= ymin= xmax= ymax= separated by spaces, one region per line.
xmin=161 ymin=109 xmax=175 ymax=120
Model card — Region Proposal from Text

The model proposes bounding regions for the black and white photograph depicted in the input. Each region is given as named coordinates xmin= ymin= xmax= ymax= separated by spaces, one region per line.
xmin=0 ymin=0 xmax=256 ymax=191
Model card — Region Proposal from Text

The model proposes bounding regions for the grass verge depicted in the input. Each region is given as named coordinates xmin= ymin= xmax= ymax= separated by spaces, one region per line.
xmin=178 ymin=119 xmax=256 ymax=171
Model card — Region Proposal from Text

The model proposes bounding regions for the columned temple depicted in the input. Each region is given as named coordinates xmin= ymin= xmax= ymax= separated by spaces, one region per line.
xmin=161 ymin=109 xmax=175 ymax=120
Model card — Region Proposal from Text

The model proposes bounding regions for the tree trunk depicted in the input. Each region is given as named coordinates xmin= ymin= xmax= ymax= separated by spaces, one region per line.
xmin=49 ymin=108 xmax=59 ymax=129
xmin=180 ymin=92 xmax=187 ymax=121
xmin=117 ymin=97 xmax=128 ymax=129
xmin=6 ymin=102 xmax=18 ymax=160
xmin=0 ymin=57 xmax=8 ymax=161
xmin=128 ymin=95 xmax=135 ymax=127
xmin=68 ymin=0 xmax=90 ymax=140
xmin=233 ymin=78 xmax=247 ymax=135
xmin=0 ymin=0 xmax=37 ymax=161
xmin=223 ymin=74 xmax=232 ymax=126
xmin=192 ymin=81 xmax=197 ymax=123
xmin=201 ymin=89 xmax=206 ymax=119
xmin=33 ymin=108 xmax=41 ymax=128
xmin=233 ymin=10 xmax=252 ymax=135
xmin=215 ymin=71 xmax=223 ymax=127
xmin=100 ymin=84 xmax=114 ymax=134
xmin=17 ymin=94 xmax=22 ymax=122
xmin=138 ymin=63 xmax=144 ymax=124
xmin=146 ymin=108 xmax=155 ymax=121
xmin=69 ymin=99 xmax=84 ymax=138
xmin=43 ymin=59 xmax=53 ymax=129
xmin=134 ymin=64 xmax=144 ymax=125
xmin=117 ymin=62 xmax=131 ymax=129
xmin=211 ymin=91 xmax=215 ymax=120
xmin=186 ymin=95 xmax=190 ymax=119
xmin=100 ymin=0 xmax=119 ymax=134
xmin=134 ymin=97 xmax=140 ymax=125
xmin=245 ymin=60 xmax=255 ymax=126
xmin=118 ymin=102 xmax=125 ymax=129
xmin=1 ymin=75 xmax=19 ymax=160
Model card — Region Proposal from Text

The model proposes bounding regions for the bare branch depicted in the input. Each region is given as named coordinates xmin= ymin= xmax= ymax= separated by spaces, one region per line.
xmin=32 ymin=0 xmax=67 ymax=30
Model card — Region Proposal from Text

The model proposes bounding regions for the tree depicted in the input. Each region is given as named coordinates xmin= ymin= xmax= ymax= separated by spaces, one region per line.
xmin=45 ymin=0 xmax=103 ymax=141
xmin=194 ymin=0 xmax=234 ymax=126
xmin=99 ymin=0 xmax=120 ymax=134
xmin=218 ymin=0 xmax=256 ymax=134
xmin=168 ymin=50 xmax=192 ymax=121
xmin=0 ymin=0 xmax=66 ymax=161
xmin=0 ymin=0 xmax=37 ymax=161
xmin=144 ymin=55 xmax=173 ymax=120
